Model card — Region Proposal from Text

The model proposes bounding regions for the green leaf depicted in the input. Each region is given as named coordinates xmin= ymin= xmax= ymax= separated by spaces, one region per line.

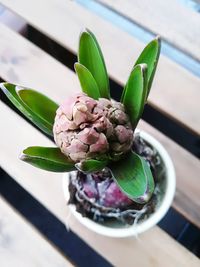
xmin=78 ymin=29 xmax=110 ymax=99
xmin=134 ymin=36 xmax=161 ymax=97
xmin=109 ymin=151 xmax=155 ymax=204
xmin=20 ymin=146 xmax=75 ymax=172
xmin=74 ymin=63 xmax=100 ymax=99
xmin=75 ymin=159 xmax=108 ymax=173
xmin=18 ymin=89 xmax=58 ymax=125
xmin=0 ymin=82 xmax=58 ymax=136
xmin=122 ymin=64 xmax=147 ymax=129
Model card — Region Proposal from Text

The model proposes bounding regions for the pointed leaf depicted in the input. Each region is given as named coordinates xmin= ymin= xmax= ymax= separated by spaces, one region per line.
xmin=78 ymin=29 xmax=110 ymax=99
xmin=122 ymin=64 xmax=147 ymax=129
xmin=0 ymin=83 xmax=58 ymax=136
xmin=134 ymin=37 xmax=161 ymax=97
xmin=18 ymin=89 xmax=58 ymax=125
xmin=20 ymin=146 xmax=75 ymax=172
xmin=109 ymin=151 xmax=155 ymax=204
xmin=75 ymin=159 xmax=108 ymax=173
xmin=74 ymin=63 xmax=100 ymax=99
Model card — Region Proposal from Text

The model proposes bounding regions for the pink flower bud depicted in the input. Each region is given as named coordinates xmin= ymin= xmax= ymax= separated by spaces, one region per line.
xmin=53 ymin=93 xmax=133 ymax=162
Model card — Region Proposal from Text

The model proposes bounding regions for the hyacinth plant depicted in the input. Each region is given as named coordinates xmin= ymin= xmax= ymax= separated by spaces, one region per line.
xmin=0 ymin=29 xmax=161 ymax=223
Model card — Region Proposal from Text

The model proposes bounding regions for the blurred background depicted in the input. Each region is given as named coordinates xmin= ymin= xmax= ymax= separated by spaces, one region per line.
xmin=0 ymin=1 xmax=200 ymax=266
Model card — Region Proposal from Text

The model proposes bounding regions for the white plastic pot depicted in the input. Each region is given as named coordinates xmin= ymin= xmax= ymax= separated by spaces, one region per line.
xmin=62 ymin=130 xmax=176 ymax=238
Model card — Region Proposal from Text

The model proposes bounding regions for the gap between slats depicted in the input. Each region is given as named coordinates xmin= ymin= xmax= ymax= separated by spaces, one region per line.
xmin=96 ymin=0 xmax=200 ymax=62
xmin=0 ymin=22 xmax=199 ymax=229
xmin=25 ymin=25 xmax=200 ymax=158
xmin=0 ymin=100 xmax=199 ymax=267
xmin=0 ymin=196 xmax=74 ymax=267
xmin=0 ymin=0 xmax=199 ymax=136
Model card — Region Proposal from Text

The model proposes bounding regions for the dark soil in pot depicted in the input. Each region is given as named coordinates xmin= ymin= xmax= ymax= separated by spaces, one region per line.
xmin=68 ymin=133 xmax=166 ymax=226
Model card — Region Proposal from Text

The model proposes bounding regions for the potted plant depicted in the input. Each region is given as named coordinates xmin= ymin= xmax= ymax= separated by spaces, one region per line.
xmin=0 ymin=29 xmax=175 ymax=238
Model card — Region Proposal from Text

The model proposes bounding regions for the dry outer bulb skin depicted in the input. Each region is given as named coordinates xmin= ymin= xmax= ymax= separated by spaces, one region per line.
xmin=53 ymin=93 xmax=133 ymax=162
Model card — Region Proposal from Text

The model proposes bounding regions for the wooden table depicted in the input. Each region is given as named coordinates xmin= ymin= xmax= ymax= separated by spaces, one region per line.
xmin=0 ymin=1 xmax=200 ymax=266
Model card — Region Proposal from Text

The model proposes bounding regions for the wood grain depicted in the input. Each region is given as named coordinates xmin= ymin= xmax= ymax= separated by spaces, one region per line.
xmin=0 ymin=0 xmax=200 ymax=135
xmin=1 ymin=101 xmax=200 ymax=267
xmin=0 ymin=196 xmax=73 ymax=267
xmin=0 ymin=22 xmax=199 ymax=229
xmin=99 ymin=0 xmax=200 ymax=61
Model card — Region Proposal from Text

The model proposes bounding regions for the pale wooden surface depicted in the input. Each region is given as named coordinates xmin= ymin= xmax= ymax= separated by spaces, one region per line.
xmin=0 ymin=24 xmax=200 ymax=266
xmin=0 ymin=22 xmax=199 ymax=228
xmin=99 ymin=0 xmax=200 ymax=61
xmin=1 ymin=0 xmax=200 ymax=135
xmin=0 ymin=196 xmax=73 ymax=267
xmin=138 ymin=120 xmax=200 ymax=228
xmin=1 ymin=101 xmax=200 ymax=267
xmin=0 ymin=3 xmax=26 ymax=33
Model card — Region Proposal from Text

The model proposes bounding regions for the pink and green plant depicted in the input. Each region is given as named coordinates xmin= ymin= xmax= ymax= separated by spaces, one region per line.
xmin=0 ymin=29 xmax=160 ymax=205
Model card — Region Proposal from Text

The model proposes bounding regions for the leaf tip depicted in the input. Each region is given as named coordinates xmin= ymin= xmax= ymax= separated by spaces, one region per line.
xmin=0 ymin=81 xmax=5 ymax=88
xmin=75 ymin=162 xmax=85 ymax=173
xmin=140 ymin=63 xmax=148 ymax=72
xmin=19 ymin=151 xmax=26 ymax=161
xmin=0 ymin=82 xmax=8 ymax=93
xmin=15 ymin=85 xmax=24 ymax=94
xmin=74 ymin=62 xmax=79 ymax=72
xmin=136 ymin=191 xmax=153 ymax=204
xmin=155 ymin=35 xmax=161 ymax=43
xmin=79 ymin=28 xmax=90 ymax=39
xmin=153 ymin=36 xmax=161 ymax=53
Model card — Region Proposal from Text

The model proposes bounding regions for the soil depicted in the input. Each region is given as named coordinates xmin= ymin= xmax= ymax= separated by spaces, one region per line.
xmin=68 ymin=133 xmax=165 ymax=225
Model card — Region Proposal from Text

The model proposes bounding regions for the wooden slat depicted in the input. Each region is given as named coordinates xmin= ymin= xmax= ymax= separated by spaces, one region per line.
xmin=138 ymin=120 xmax=200 ymax=228
xmin=0 ymin=3 xmax=26 ymax=33
xmin=1 ymin=102 xmax=200 ymax=267
xmin=99 ymin=0 xmax=200 ymax=61
xmin=1 ymin=0 xmax=200 ymax=135
xmin=0 ymin=24 xmax=200 ymax=266
xmin=0 ymin=196 xmax=73 ymax=267
xmin=0 ymin=22 xmax=200 ymax=228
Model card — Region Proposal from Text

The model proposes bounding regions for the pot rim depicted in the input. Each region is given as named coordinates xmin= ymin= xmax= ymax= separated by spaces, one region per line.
xmin=62 ymin=130 xmax=176 ymax=237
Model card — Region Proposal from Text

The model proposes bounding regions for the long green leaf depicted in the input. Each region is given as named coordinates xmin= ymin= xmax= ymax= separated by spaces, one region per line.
xmin=122 ymin=64 xmax=147 ymax=130
xmin=134 ymin=36 xmax=161 ymax=97
xmin=0 ymin=83 xmax=58 ymax=136
xmin=20 ymin=146 xmax=75 ymax=172
xmin=109 ymin=151 xmax=155 ymax=204
xmin=78 ymin=29 xmax=110 ymax=99
xmin=75 ymin=159 xmax=108 ymax=173
xmin=74 ymin=63 xmax=100 ymax=99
